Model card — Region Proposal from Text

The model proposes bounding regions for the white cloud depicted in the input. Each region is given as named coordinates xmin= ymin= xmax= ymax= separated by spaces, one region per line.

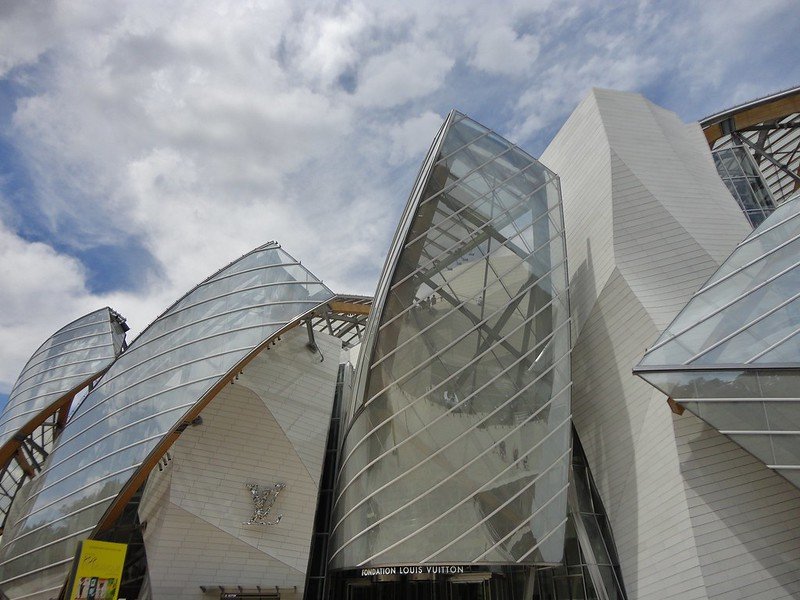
xmin=387 ymin=111 xmax=445 ymax=165
xmin=354 ymin=42 xmax=455 ymax=108
xmin=0 ymin=0 xmax=798 ymax=394
xmin=470 ymin=26 xmax=540 ymax=77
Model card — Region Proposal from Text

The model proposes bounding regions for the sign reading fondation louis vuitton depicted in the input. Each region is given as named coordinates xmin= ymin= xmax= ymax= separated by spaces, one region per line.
xmin=360 ymin=566 xmax=469 ymax=576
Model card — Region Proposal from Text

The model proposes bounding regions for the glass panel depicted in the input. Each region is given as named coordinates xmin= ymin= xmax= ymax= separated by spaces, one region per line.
xmin=765 ymin=402 xmax=800 ymax=431
xmin=771 ymin=435 xmax=800 ymax=465
xmin=689 ymin=401 xmax=767 ymax=431
xmin=727 ymin=434 xmax=775 ymax=464
xmin=331 ymin=114 xmax=569 ymax=569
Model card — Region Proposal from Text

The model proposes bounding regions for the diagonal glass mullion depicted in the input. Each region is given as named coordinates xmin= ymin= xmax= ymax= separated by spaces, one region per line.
xmin=455 ymin=264 xmax=554 ymax=389
xmin=374 ymin=228 xmax=564 ymax=367
xmin=330 ymin=378 xmax=571 ymax=560
xmin=423 ymin=452 xmax=570 ymax=562
xmin=48 ymin=317 xmax=109 ymax=338
xmin=62 ymin=315 xmax=288 ymax=430
xmin=687 ymin=287 xmax=800 ymax=363
xmin=365 ymin=258 xmax=568 ymax=408
xmin=404 ymin=163 xmax=550 ymax=250
xmin=84 ymin=298 xmax=320 ymax=395
xmin=156 ymin=279 xmax=326 ymax=324
xmin=390 ymin=197 xmax=561 ymax=296
xmin=334 ymin=320 xmax=569 ymax=526
xmin=54 ymin=345 xmax=250 ymax=454
xmin=18 ymin=427 xmax=172 ymax=522
xmin=334 ymin=314 xmax=571 ymax=510
xmin=747 ymin=323 xmax=800 ymax=363
xmin=0 ymin=524 xmax=98 ymax=570
xmin=692 ymin=228 xmax=800 ymax=297
xmin=116 ymin=296 xmax=318 ymax=369
xmin=14 ymin=342 xmax=113 ymax=382
xmin=515 ymin=517 xmax=570 ymax=563
xmin=336 ymin=296 xmax=569 ymax=492
xmin=26 ymin=332 xmax=108 ymax=362
xmin=11 ymin=355 xmax=112 ymax=392
xmin=645 ymin=256 xmax=800 ymax=359
xmin=351 ymin=409 xmax=573 ymax=566
xmin=8 ymin=371 xmax=99 ymax=402
xmin=22 ymin=370 xmax=222 ymax=507
xmin=3 ymin=493 xmax=117 ymax=555
xmin=433 ymin=129 xmax=493 ymax=168
xmin=0 ymin=552 xmax=81 ymax=587
xmin=27 ymin=322 xmax=109 ymax=362
xmin=194 ymin=261 xmax=301 ymax=290
xmin=21 ymin=337 xmax=107 ymax=374
xmin=418 ymin=146 xmax=515 ymax=209
xmin=382 ymin=204 xmax=559 ymax=335
xmin=472 ymin=482 xmax=571 ymax=563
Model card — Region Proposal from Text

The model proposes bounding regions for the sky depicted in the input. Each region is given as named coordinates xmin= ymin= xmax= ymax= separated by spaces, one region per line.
xmin=0 ymin=0 xmax=799 ymax=406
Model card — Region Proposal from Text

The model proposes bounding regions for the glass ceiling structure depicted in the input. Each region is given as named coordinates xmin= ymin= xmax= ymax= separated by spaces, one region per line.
xmin=702 ymin=86 xmax=800 ymax=226
xmin=0 ymin=308 xmax=127 ymax=534
xmin=634 ymin=193 xmax=800 ymax=489
xmin=0 ymin=243 xmax=335 ymax=598
xmin=330 ymin=111 xmax=572 ymax=569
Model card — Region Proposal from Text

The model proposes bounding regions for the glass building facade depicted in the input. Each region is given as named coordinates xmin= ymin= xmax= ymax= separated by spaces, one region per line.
xmin=712 ymin=146 xmax=776 ymax=227
xmin=0 ymin=308 xmax=127 ymax=534
xmin=329 ymin=112 xmax=572 ymax=571
xmin=0 ymin=243 xmax=335 ymax=598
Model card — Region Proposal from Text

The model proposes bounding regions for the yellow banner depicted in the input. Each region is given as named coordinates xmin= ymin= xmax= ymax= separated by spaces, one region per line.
xmin=68 ymin=540 xmax=127 ymax=600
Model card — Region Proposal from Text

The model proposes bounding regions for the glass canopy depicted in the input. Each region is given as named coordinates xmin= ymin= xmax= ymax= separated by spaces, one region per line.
xmin=635 ymin=193 xmax=800 ymax=488
xmin=0 ymin=308 xmax=127 ymax=534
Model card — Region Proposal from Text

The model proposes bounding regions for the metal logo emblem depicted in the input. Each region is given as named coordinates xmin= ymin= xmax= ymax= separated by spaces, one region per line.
xmin=244 ymin=482 xmax=285 ymax=525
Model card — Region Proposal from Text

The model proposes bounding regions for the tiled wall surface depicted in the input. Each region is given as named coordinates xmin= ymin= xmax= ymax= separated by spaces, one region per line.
xmin=140 ymin=327 xmax=341 ymax=599
xmin=541 ymin=89 xmax=800 ymax=599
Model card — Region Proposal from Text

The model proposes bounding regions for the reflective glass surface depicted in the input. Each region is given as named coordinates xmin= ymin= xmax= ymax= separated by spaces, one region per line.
xmin=713 ymin=146 xmax=777 ymax=227
xmin=0 ymin=243 xmax=334 ymax=592
xmin=0 ymin=308 xmax=124 ymax=447
xmin=639 ymin=193 xmax=800 ymax=368
xmin=531 ymin=430 xmax=627 ymax=599
xmin=330 ymin=112 xmax=571 ymax=569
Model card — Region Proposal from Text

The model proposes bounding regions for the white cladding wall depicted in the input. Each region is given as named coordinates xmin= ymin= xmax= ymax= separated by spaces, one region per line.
xmin=541 ymin=88 xmax=800 ymax=599
xmin=139 ymin=328 xmax=341 ymax=599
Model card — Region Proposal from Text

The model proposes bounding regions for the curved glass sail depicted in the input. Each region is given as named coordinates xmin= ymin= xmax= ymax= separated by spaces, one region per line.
xmin=0 ymin=308 xmax=127 ymax=533
xmin=330 ymin=112 xmax=572 ymax=569
xmin=0 ymin=242 xmax=334 ymax=596
xmin=0 ymin=308 xmax=126 ymax=447
xmin=635 ymin=193 xmax=800 ymax=489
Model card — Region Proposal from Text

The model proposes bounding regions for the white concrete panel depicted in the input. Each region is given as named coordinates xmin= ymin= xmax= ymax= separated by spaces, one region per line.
xmin=142 ymin=328 xmax=341 ymax=599
xmin=542 ymin=88 xmax=795 ymax=599
xmin=239 ymin=329 xmax=341 ymax=485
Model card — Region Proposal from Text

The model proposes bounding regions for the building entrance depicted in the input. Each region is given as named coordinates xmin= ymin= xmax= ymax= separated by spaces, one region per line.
xmin=336 ymin=569 xmax=525 ymax=600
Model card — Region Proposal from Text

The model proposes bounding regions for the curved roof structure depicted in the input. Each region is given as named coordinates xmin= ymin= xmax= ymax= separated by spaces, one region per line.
xmin=0 ymin=308 xmax=128 ymax=533
xmin=330 ymin=111 xmax=572 ymax=569
xmin=701 ymin=86 xmax=800 ymax=211
xmin=635 ymin=193 xmax=800 ymax=488
xmin=0 ymin=242 xmax=335 ymax=597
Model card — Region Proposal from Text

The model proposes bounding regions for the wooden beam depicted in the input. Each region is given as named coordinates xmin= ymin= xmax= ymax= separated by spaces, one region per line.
xmin=14 ymin=448 xmax=36 ymax=478
xmin=328 ymin=301 xmax=371 ymax=316
xmin=704 ymin=92 xmax=800 ymax=145
xmin=667 ymin=397 xmax=685 ymax=416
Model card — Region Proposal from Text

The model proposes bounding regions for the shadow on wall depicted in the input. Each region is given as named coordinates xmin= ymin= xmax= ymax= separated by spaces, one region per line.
xmin=677 ymin=417 xmax=800 ymax=597
xmin=569 ymin=238 xmax=640 ymax=591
